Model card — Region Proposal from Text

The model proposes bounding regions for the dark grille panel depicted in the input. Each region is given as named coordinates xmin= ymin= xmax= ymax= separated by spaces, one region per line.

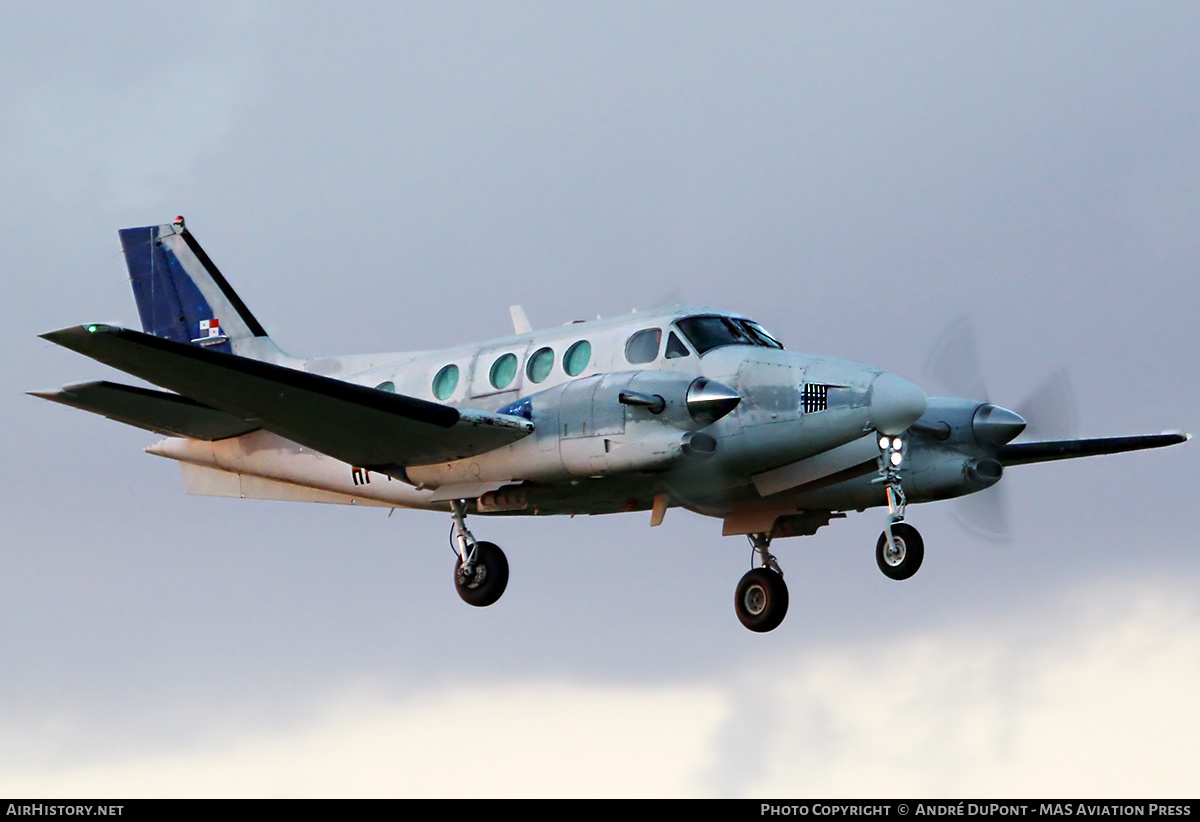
xmin=802 ymin=383 xmax=829 ymax=413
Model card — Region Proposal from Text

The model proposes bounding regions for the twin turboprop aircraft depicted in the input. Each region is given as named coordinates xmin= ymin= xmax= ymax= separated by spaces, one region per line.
xmin=35 ymin=218 xmax=1189 ymax=631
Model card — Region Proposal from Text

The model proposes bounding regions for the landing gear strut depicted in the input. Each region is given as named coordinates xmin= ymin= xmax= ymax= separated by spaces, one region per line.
xmin=734 ymin=533 xmax=789 ymax=632
xmin=875 ymin=433 xmax=924 ymax=581
xmin=450 ymin=500 xmax=509 ymax=607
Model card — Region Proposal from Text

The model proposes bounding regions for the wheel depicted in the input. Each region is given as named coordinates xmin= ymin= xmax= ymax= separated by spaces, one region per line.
xmin=455 ymin=541 xmax=509 ymax=607
xmin=876 ymin=522 xmax=924 ymax=580
xmin=734 ymin=568 xmax=789 ymax=632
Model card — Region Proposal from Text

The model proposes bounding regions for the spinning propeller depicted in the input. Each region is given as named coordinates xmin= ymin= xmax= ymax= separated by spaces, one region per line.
xmin=923 ymin=317 xmax=1079 ymax=541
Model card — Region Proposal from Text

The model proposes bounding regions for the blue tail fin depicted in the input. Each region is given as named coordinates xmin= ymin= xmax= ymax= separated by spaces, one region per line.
xmin=119 ymin=218 xmax=283 ymax=360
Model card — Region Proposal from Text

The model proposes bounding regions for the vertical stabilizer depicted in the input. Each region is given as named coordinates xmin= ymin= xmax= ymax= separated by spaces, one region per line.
xmin=118 ymin=218 xmax=293 ymax=364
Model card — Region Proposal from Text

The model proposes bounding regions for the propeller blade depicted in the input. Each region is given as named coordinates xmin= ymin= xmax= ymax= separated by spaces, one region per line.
xmin=924 ymin=316 xmax=989 ymax=401
xmin=924 ymin=318 xmax=1077 ymax=542
xmin=952 ymin=483 xmax=1011 ymax=543
xmin=1016 ymin=368 xmax=1078 ymax=441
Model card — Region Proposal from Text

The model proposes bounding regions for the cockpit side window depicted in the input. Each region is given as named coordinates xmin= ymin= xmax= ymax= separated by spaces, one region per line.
xmin=677 ymin=316 xmax=738 ymax=354
xmin=665 ymin=331 xmax=691 ymax=359
xmin=625 ymin=328 xmax=662 ymax=364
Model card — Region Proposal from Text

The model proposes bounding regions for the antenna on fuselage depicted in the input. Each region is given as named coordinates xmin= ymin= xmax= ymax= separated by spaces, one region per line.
xmin=509 ymin=305 xmax=532 ymax=335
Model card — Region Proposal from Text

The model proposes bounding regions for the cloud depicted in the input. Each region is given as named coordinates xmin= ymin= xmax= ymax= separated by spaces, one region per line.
xmin=0 ymin=681 xmax=727 ymax=798
xmin=716 ymin=577 xmax=1200 ymax=798
xmin=2 ymin=574 xmax=1196 ymax=798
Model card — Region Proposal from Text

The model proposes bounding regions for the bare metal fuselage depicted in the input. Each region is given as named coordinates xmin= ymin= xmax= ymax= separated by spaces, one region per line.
xmin=144 ymin=306 xmax=938 ymax=536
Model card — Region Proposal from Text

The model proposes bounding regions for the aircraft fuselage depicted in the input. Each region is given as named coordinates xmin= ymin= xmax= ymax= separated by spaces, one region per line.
xmin=147 ymin=305 xmax=928 ymax=532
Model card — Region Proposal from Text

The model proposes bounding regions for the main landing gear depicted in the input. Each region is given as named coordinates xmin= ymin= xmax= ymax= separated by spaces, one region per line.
xmin=450 ymin=500 xmax=509 ymax=607
xmin=735 ymin=534 xmax=789 ymax=633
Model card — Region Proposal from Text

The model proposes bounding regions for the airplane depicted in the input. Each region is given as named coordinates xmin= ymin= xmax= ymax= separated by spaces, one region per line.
xmin=33 ymin=217 xmax=1190 ymax=632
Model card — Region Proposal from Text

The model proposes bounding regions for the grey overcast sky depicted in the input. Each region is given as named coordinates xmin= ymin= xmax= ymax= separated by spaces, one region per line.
xmin=3 ymin=1 xmax=1198 ymax=797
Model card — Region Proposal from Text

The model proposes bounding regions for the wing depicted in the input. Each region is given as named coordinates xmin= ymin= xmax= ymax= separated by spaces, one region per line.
xmin=999 ymin=433 xmax=1190 ymax=466
xmin=39 ymin=324 xmax=533 ymax=472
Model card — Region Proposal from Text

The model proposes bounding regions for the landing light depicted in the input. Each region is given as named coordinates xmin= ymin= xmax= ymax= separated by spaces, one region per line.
xmin=890 ymin=451 xmax=903 ymax=467
xmin=879 ymin=435 xmax=890 ymax=450
xmin=891 ymin=437 xmax=903 ymax=451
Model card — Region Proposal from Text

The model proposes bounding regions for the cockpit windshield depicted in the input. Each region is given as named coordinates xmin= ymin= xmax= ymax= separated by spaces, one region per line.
xmin=675 ymin=315 xmax=784 ymax=355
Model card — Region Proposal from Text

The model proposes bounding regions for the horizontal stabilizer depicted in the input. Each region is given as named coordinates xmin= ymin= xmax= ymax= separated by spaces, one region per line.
xmin=40 ymin=324 xmax=534 ymax=471
xmin=999 ymin=432 xmax=1189 ymax=466
xmin=30 ymin=381 xmax=258 ymax=440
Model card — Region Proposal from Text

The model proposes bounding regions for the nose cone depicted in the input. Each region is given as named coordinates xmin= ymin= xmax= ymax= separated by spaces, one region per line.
xmin=972 ymin=403 xmax=1026 ymax=447
xmin=870 ymin=372 xmax=928 ymax=435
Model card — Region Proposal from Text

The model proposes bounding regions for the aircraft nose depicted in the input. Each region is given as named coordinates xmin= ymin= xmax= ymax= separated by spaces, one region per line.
xmin=869 ymin=372 xmax=928 ymax=435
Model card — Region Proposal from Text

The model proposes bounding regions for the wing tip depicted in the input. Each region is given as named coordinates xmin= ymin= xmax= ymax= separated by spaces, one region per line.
xmin=40 ymin=324 xmax=122 ymax=345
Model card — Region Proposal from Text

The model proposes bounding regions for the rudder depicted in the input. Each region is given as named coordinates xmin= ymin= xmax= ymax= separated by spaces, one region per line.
xmin=119 ymin=217 xmax=281 ymax=360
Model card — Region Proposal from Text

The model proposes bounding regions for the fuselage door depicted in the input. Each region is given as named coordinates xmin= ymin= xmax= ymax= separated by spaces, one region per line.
xmin=470 ymin=342 xmax=532 ymax=399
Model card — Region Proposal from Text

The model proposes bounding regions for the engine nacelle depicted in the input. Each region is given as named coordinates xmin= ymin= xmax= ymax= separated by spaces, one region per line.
xmin=552 ymin=371 xmax=734 ymax=477
xmin=910 ymin=398 xmax=1026 ymax=453
xmin=905 ymin=454 xmax=1004 ymax=500
xmin=903 ymin=397 xmax=1018 ymax=502
xmin=559 ymin=426 xmax=718 ymax=477
xmin=406 ymin=371 xmax=737 ymax=487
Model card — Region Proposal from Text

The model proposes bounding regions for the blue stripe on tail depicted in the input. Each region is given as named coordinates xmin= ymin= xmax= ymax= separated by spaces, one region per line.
xmin=119 ymin=225 xmax=232 ymax=354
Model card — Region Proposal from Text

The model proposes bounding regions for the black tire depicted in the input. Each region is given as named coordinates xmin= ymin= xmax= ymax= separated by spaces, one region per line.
xmin=455 ymin=541 xmax=509 ymax=607
xmin=734 ymin=568 xmax=789 ymax=632
xmin=876 ymin=522 xmax=924 ymax=580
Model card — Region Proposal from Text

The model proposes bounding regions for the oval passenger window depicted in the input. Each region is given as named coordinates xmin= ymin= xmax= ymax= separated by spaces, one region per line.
xmin=526 ymin=347 xmax=554 ymax=383
xmin=490 ymin=353 xmax=518 ymax=389
xmin=564 ymin=340 xmax=591 ymax=376
xmin=432 ymin=365 xmax=458 ymax=400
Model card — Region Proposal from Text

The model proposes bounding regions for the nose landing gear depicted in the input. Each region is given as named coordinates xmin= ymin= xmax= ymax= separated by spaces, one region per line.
xmin=876 ymin=521 xmax=924 ymax=580
xmin=875 ymin=434 xmax=924 ymax=581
